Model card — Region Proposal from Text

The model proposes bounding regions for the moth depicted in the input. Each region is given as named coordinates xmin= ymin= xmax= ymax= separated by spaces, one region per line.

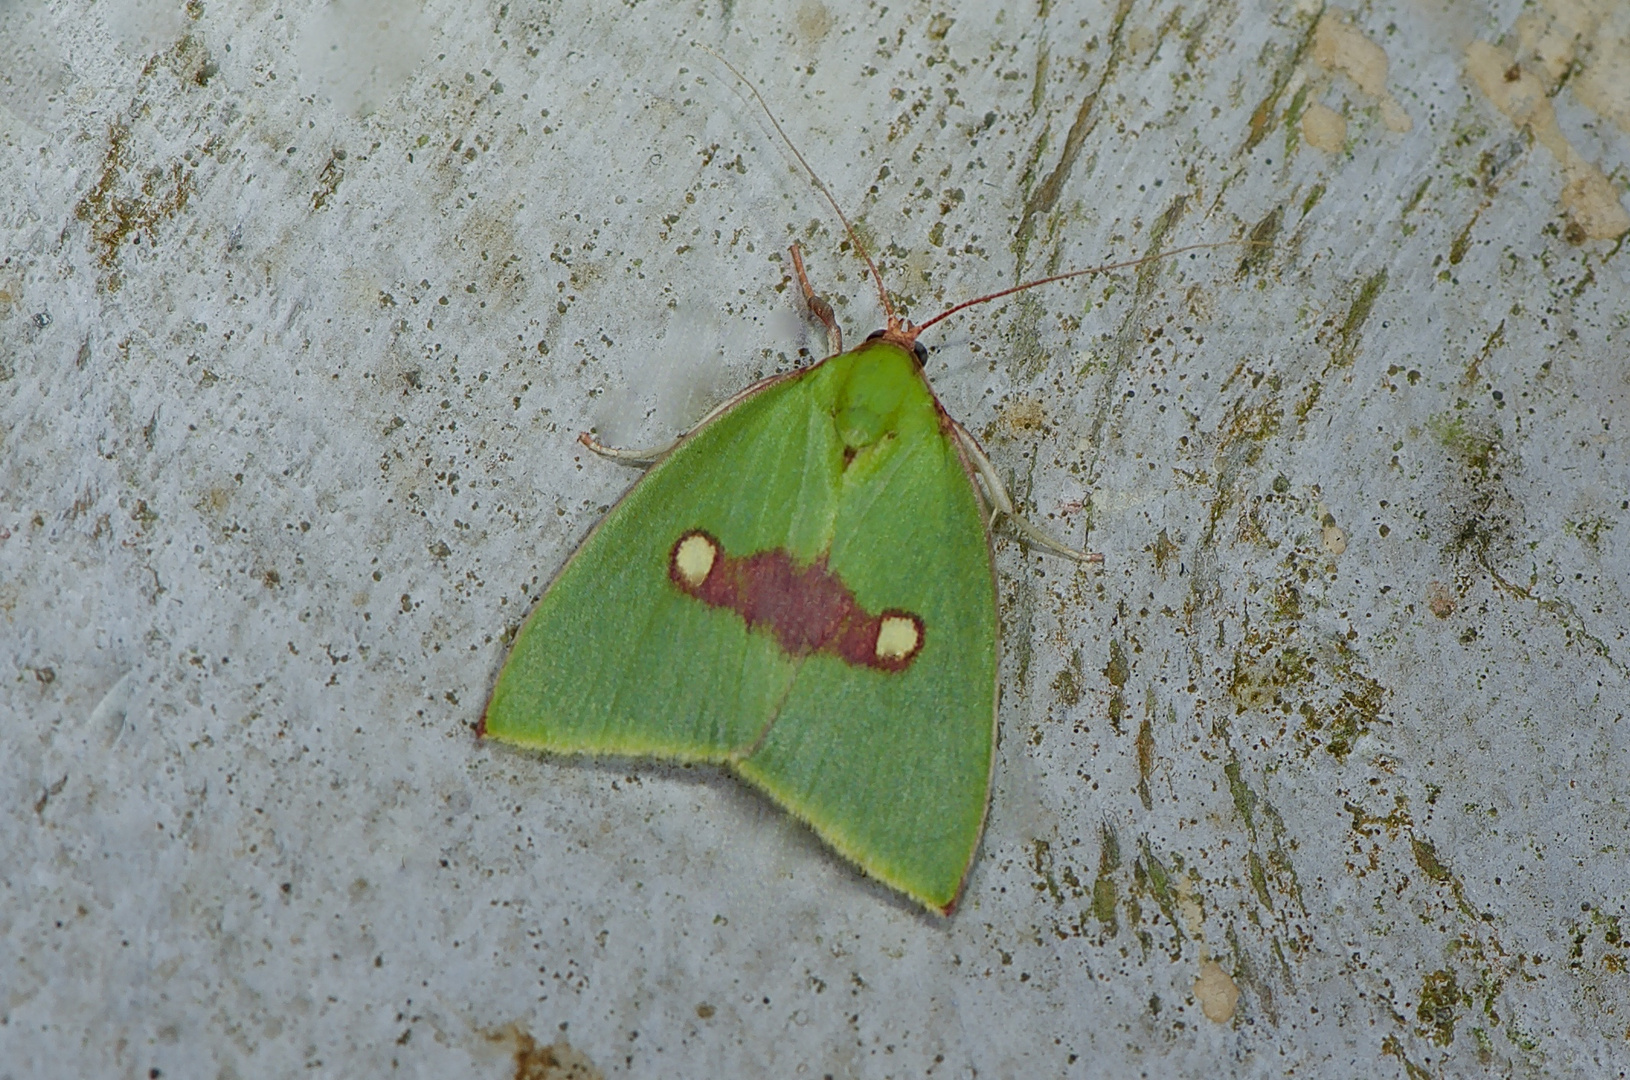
xmin=483 ymin=53 xmax=1219 ymax=913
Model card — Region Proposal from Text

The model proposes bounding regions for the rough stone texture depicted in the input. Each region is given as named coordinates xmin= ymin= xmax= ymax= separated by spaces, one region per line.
xmin=3 ymin=0 xmax=1627 ymax=1076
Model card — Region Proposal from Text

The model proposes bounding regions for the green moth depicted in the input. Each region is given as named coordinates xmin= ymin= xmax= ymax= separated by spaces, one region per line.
xmin=482 ymin=60 xmax=1150 ymax=914
xmin=482 ymin=237 xmax=1105 ymax=913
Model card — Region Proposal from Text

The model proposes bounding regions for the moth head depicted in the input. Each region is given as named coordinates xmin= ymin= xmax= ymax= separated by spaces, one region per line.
xmin=865 ymin=328 xmax=930 ymax=368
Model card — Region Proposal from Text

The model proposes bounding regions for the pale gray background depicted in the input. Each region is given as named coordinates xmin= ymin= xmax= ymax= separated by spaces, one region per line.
xmin=3 ymin=0 xmax=1628 ymax=1076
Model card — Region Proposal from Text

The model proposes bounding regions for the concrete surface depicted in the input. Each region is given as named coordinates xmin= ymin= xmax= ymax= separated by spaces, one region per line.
xmin=3 ymin=0 xmax=1628 ymax=1076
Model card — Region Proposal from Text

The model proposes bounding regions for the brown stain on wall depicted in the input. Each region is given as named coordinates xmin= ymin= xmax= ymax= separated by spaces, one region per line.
xmin=1309 ymin=11 xmax=1413 ymax=134
xmin=1465 ymin=2 xmax=1630 ymax=242
xmin=73 ymin=124 xmax=196 ymax=288
xmin=485 ymin=1025 xmax=603 ymax=1080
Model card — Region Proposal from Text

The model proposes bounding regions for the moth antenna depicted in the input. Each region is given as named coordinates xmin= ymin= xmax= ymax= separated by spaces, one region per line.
xmin=694 ymin=43 xmax=897 ymax=327
xmin=916 ymin=241 xmax=1260 ymax=335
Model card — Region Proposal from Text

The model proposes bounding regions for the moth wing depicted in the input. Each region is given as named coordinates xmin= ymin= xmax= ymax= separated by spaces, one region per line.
xmin=484 ymin=367 xmax=843 ymax=758
xmin=736 ymin=407 xmax=997 ymax=913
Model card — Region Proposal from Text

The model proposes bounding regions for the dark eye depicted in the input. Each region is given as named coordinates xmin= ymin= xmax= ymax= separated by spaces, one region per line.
xmin=864 ymin=330 xmax=928 ymax=367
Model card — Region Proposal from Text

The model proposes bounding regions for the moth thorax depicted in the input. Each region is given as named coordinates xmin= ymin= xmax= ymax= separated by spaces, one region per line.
xmin=834 ymin=346 xmax=912 ymax=450
xmin=836 ymin=405 xmax=886 ymax=450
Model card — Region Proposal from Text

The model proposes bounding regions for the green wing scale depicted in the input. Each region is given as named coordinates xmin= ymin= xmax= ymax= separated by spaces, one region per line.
xmin=483 ymin=339 xmax=998 ymax=913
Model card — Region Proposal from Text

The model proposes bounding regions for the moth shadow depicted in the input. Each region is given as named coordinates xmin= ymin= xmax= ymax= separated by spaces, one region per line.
xmin=492 ymin=746 xmax=947 ymax=926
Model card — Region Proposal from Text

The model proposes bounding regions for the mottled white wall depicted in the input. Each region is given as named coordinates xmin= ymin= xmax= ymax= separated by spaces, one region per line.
xmin=2 ymin=0 xmax=1627 ymax=1076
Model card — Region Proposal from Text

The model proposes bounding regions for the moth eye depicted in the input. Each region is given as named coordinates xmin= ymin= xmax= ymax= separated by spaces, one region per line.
xmin=911 ymin=342 xmax=929 ymax=367
xmin=865 ymin=329 xmax=886 ymax=342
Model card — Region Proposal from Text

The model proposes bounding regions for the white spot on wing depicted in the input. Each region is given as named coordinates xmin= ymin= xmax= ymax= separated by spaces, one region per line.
xmin=876 ymin=615 xmax=921 ymax=662
xmin=674 ymin=532 xmax=717 ymax=587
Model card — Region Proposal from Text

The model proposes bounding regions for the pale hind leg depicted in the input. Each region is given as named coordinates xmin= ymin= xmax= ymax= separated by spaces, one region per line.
xmin=577 ymin=431 xmax=677 ymax=467
xmin=583 ymin=243 xmax=844 ymax=467
xmin=580 ymin=367 xmax=805 ymax=468
xmin=950 ymin=420 xmax=1103 ymax=565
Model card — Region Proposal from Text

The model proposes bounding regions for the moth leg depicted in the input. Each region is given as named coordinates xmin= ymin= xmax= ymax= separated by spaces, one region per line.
xmin=1003 ymin=506 xmax=1105 ymax=565
xmin=789 ymin=242 xmax=843 ymax=357
xmin=577 ymin=369 xmax=795 ymax=467
xmin=577 ymin=431 xmax=677 ymax=468
xmin=950 ymin=421 xmax=1104 ymax=565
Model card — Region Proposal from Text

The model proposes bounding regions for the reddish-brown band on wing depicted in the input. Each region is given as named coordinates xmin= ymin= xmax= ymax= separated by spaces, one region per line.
xmin=668 ymin=530 xmax=924 ymax=673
